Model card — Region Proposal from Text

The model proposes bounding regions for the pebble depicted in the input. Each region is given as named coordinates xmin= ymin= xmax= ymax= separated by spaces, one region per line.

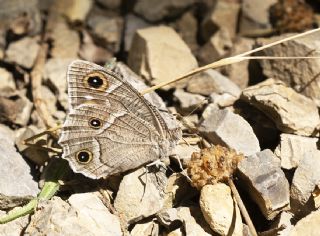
xmin=173 ymin=89 xmax=207 ymax=115
xmin=0 ymin=67 xmax=16 ymax=90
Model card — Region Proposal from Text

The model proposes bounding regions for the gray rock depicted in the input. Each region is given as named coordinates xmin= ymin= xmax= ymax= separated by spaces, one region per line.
xmin=274 ymin=134 xmax=318 ymax=169
xmin=201 ymin=0 xmax=240 ymax=40
xmin=157 ymin=208 xmax=180 ymax=228
xmin=222 ymin=37 xmax=254 ymax=89
xmin=128 ymin=26 xmax=198 ymax=89
xmin=0 ymin=67 xmax=16 ymax=90
xmin=257 ymin=32 xmax=320 ymax=106
xmin=200 ymin=183 xmax=243 ymax=236
xmin=198 ymin=28 xmax=233 ymax=64
xmin=124 ymin=14 xmax=151 ymax=52
xmin=0 ymin=210 xmax=29 ymax=236
xmin=239 ymin=0 xmax=277 ymax=35
xmin=5 ymin=37 xmax=40 ymax=68
xmin=134 ymin=0 xmax=195 ymax=22
xmin=174 ymin=89 xmax=207 ymax=115
xmin=241 ymin=79 xmax=320 ymax=137
xmin=291 ymin=150 xmax=320 ymax=206
xmin=25 ymin=194 xmax=122 ymax=236
xmin=0 ymin=89 xmax=33 ymax=126
xmin=0 ymin=134 xmax=39 ymax=209
xmin=87 ymin=14 xmax=123 ymax=53
xmin=199 ymin=104 xmax=260 ymax=156
xmin=237 ymin=149 xmax=290 ymax=220
xmin=172 ymin=142 xmax=200 ymax=166
xmin=187 ymin=69 xmax=241 ymax=97
xmin=290 ymin=210 xmax=320 ymax=236
xmin=114 ymin=166 xmax=167 ymax=223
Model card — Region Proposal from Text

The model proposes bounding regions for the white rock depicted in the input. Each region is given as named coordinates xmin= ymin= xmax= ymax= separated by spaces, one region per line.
xmin=200 ymin=184 xmax=243 ymax=236
xmin=0 ymin=210 xmax=29 ymax=236
xmin=131 ymin=221 xmax=159 ymax=236
xmin=0 ymin=68 xmax=15 ymax=90
xmin=290 ymin=210 xmax=320 ymax=236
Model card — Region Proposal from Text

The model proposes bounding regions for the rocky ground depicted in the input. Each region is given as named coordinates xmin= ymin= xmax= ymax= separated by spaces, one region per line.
xmin=1 ymin=0 xmax=320 ymax=235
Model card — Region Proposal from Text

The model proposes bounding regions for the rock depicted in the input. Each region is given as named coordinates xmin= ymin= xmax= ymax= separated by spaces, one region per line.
xmin=0 ymin=89 xmax=33 ymax=126
xmin=172 ymin=143 xmax=200 ymax=166
xmin=173 ymin=89 xmax=207 ymax=115
xmin=48 ymin=15 xmax=80 ymax=59
xmin=200 ymin=183 xmax=243 ymax=236
xmin=0 ymin=211 xmax=29 ymax=236
xmin=157 ymin=208 xmax=180 ymax=229
xmin=0 ymin=0 xmax=41 ymax=35
xmin=0 ymin=124 xmax=15 ymax=145
xmin=290 ymin=210 xmax=320 ymax=236
xmin=0 ymin=67 xmax=16 ymax=90
xmin=96 ymin=0 xmax=121 ymax=9
xmin=222 ymin=37 xmax=254 ymax=89
xmin=134 ymin=0 xmax=196 ymax=22
xmin=79 ymin=30 xmax=112 ymax=63
xmin=237 ymin=149 xmax=290 ymax=220
xmin=187 ymin=69 xmax=241 ymax=97
xmin=274 ymin=134 xmax=318 ymax=169
xmin=131 ymin=221 xmax=159 ymax=236
xmin=173 ymin=11 xmax=198 ymax=52
xmin=201 ymin=0 xmax=240 ymax=40
xmin=87 ymin=14 xmax=123 ymax=53
xmin=270 ymin=211 xmax=294 ymax=236
xmin=167 ymin=228 xmax=183 ymax=236
xmin=124 ymin=14 xmax=151 ymax=52
xmin=5 ymin=37 xmax=40 ymax=69
xmin=241 ymin=79 xmax=320 ymax=137
xmin=51 ymin=0 xmax=93 ymax=22
xmin=0 ymin=135 xmax=39 ymax=209
xmin=239 ymin=0 xmax=277 ymax=35
xmin=68 ymin=192 xmax=122 ymax=236
xmin=209 ymin=93 xmax=239 ymax=108
xmin=198 ymin=28 xmax=233 ymax=65
xmin=114 ymin=166 xmax=167 ymax=223
xmin=291 ymin=150 xmax=320 ymax=208
xmin=128 ymin=26 xmax=198 ymax=89
xmin=25 ymin=195 xmax=122 ymax=236
xmin=257 ymin=32 xmax=320 ymax=106
xmin=44 ymin=58 xmax=75 ymax=94
xmin=176 ymin=207 xmax=214 ymax=235
xmin=199 ymin=104 xmax=260 ymax=156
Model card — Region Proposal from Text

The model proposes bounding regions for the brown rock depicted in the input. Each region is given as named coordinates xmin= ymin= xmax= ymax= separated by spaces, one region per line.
xmin=257 ymin=32 xmax=320 ymax=106
xmin=51 ymin=0 xmax=93 ymax=22
xmin=237 ymin=149 xmax=290 ymax=220
xmin=201 ymin=0 xmax=240 ymax=40
xmin=241 ymin=79 xmax=320 ymax=137
xmin=128 ymin=26 xmax=198 ymax=89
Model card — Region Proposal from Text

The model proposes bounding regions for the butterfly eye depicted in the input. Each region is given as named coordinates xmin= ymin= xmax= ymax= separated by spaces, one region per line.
xmin=84 ymin=72 xmax=108 ymax=90
xmin=76 ymin=150 xmax=93 ymax=164
xmin=89 ymin=117 xmax=103 ymax=129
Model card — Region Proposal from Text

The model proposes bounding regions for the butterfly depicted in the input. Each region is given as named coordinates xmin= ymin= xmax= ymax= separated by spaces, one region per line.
xmin=58 ymin=60 xmax=181 ymax=179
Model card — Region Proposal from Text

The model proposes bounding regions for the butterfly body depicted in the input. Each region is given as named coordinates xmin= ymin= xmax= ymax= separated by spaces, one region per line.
xmin=58 ymin=60 xmax=180 ymax=179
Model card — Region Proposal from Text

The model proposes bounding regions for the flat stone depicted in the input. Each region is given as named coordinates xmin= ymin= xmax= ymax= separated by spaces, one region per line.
xmin=134 ymin=0 xmax=195 ymax=22
xmin=0 ymin=67 xmax=16 ymax=90
xmin=5 ymin=37 xmax=40 ymax=68
xmin=291 ymin=150 xmax=320 ymax=206
xmin=222 ymin=37 xmax=254 ymax=89
xmin=114 ymin=166 xmax=167 ymax=223
xmin=201 ymin=0 xmax=240 ymax=40
xmin=239 ymin=0 xmax=277 ymax=35
xmin=257 ymin=32 xmax=320 ymax=106
xmin=200 ymin=183 xmax=243 ymax=236
xmin=131 ymin=221 xmax=159 ymax=236
xmin=124 ymin=14 xmax=151 ymax=52
xmin=237 ymin=149 xmax=290 ymax=220
xmin=25 ymin=195 xmax=121 ymax=236
xmin=0 ymin=89 xmax=33 ymax=126
xmin=51 ymin=0 xmax=93 ymax=22
xmin=290 ymin=210 xmax=320 ymax=236
xmin=0 ymin=210 xmax=29 ymax=236
xmin=241 ymin=79 xmax=320 ymax=136
xmin=87 ymin=14 xmax=123 ymax=53
xmin=174 ymin=89 xmax=207 ymax=115
xmin=128 ymin=26 xmax=198 ymax=89
xmin=198 ymin=28 xmax=233 ymax=65
xmin=274 ymin=133 xmax=318 ymax=169
xmin=199 ymin=104 xmax=260 ymax=156
xmin=187 ymin=69 xmax=241 ymax=97
xmin=0 ymin=135 xmax=39 ymax=209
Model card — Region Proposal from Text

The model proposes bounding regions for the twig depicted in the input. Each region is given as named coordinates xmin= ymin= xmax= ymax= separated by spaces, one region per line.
xmin=228 ymin=178 xmax=258 ymax=236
